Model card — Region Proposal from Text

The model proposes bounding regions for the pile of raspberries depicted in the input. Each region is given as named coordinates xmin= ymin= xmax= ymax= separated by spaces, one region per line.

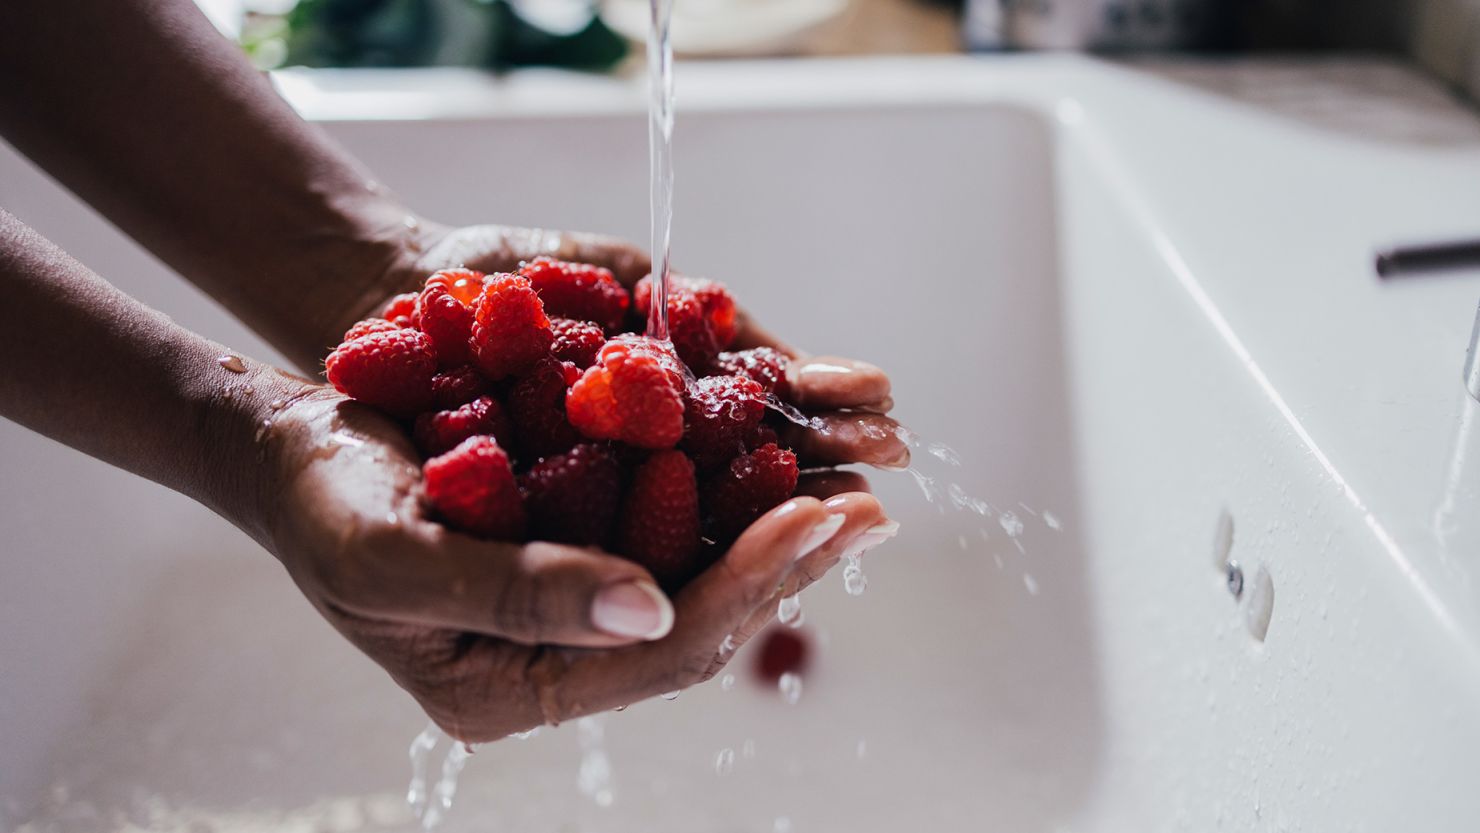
xmin=325 ymin=257 xmax=801 ymax=590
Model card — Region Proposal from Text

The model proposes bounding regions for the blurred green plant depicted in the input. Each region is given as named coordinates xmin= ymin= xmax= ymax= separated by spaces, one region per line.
xmin=245 ymin=0 xmax=628 ymax=71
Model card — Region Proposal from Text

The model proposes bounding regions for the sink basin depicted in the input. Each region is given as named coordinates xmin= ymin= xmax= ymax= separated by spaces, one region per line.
xmin=4 ymin=55 xmax=1480 ymax=831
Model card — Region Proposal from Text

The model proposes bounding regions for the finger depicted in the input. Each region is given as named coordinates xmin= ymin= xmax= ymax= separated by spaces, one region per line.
xmin=785 ymin=356 xmax=892 ymax=411
xmin=795 ymin=469 xmax=873 ymax=499
xmin=730 ymin=310 xmax=801 ymax=357
xmin=781 ymin=412 xmax=911 ymax=469
xmin=354 ymin=531 xmax=675 ymax=649
xmin=717 ymin=492 xmax=892 ymax=665
xmin=543 ymin=497 xmax=844 ymax=714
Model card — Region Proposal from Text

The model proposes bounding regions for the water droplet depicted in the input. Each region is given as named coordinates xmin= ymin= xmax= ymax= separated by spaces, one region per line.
xmin=777 ymin=594 xmax=802 ymax=625
xmin=1023 ymin=574 xmax=1040 ymax=595
xmin=217 ymin=354 xmax=246 ymax=373
xmin=577 ymin=716 xmax=615 ymax=808
xmin=269 ymin=398 xmax=286 ymax=410
xmin=927 ymin=442 xmax=962 ymax=466
xmin=220 ymin=386 xmax=235 ymax=399
xmin=660 ymin=690 xmax=681 ymax=701
xmin=778 ymin=672 xmax=803 ymax=705
xmin=843 ymin=554 xmax=868 ymax=596
xmin=1043 ymin=510 xmax=1062 ymax=531
xmin=241 ymin=385 xmax=254 ymax=396
xmin=720 ymin=673 xmax=736 ymax=691
xmin=1245 ymin=565 xmax=1275 ymax=641
xmin=386 ymin=512 xmax=400 ymax=526
xmin=717 ymin=633 xmax=736 ymax=659
xmin=1226 ymin=561 xmax=1245 ymax=599
xmin=999 ymin=511 xmax=1024 ymax=538
xmin=509 ymin=727 xmax=540 ymax=740
xmin=613 ymin=705 xmax=627 ymax=712
xmin=714 ymin=748 xmax=735 ymax=775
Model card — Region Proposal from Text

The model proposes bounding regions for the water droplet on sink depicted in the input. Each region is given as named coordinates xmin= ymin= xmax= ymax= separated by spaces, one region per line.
xmin=714 ymin=748 xmax=735 ymax=776
xmin=778 ymin=672 xmax=803 ymax=705
xmin=1245 ymin=565 xmax=1275 ymax=641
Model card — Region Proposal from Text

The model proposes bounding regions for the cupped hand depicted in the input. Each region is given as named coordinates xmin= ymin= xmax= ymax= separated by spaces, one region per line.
xmin=259 ymin=383 xmax=890 ymax=742
xmin=362 ymin=221 xmax=912 ymax=470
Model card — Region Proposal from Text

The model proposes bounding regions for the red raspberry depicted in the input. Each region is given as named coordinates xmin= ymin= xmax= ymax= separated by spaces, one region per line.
xmin=413 ymin=395 xmax=514 ymax=458
xmin=567 ymin=337 xmax=686 ymax=449
xmin=702 ymin=443 xmax=799 ymax=543
xmin=710 ymin=347 xmax=791 ymax=400
xmin=747 ymin=422 xmax=781 ymax=451
xmin=618 ymin=450 xmax=703 ymax=589
xmin=635 ymin=274 xmax=737 ymax=350
xmin=634 ymin=279 xmax=719 ymax=370
xmin=422 ymin=436 xmax=525 ymax=540
xmin=519 ymin=443 xmax=622 ymax=547
xmin=682 ymin=374 xmax=767 ymax=470
xmin=380 ymin=292 xmax=418 ymax=328
xmin=753 ymin=628 xmax=809 ymax=683
xmin=415 ymin=269 xmax=484 ymax=367
xmin=430 ymin=365 xmax=491 ymax=409
xmin=470 ymin=273 xmax=553 ymax=380
xmin=343 ymin=317 xmax=403 ymax=343
xmin=325 ymin=328 xmax=437 ymax=417
xmin=519 ymin=256 xmax=630 ymax=334
xmin=549 ymin=317 xmax=606 ymax=369
xmin=507 ymin=357 xmax=584 ymax=461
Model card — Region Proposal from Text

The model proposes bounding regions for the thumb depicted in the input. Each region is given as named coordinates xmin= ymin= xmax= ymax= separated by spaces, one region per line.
xmin=372 ymin=535 xmax=675 ymax=648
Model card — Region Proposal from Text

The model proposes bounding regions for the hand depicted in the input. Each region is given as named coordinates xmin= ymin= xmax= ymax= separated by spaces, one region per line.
xmin=362 ymin=221 xmax=913 ymax=470
xmin=258 ymin=383 xmax=891 ymax=741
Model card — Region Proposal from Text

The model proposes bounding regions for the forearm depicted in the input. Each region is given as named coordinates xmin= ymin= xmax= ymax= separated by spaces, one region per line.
xmin=0 ymin=0 xmax=425 ymax=371
xmin=0 ymin=209 xmax=307 ymax=541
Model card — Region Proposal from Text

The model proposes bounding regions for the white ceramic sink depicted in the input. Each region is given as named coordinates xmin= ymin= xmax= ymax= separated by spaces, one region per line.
xmin=4 ymin=55 xmax=1480 ymax=831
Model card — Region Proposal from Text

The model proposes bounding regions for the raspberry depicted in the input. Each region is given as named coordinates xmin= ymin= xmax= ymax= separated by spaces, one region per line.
xmin=325 ymin=328 xmax=437 ymax=417
xmin=343 ymin=317 xmax=403 ymax=343
xmin=702 ymin=443 xmax=799 ymax=543
xmin=710 ymin=347 xmax=791 ymax=400
xmin=422 ymin=436 xmax=525 ymax=540
xmin=549 ymin=317 xmax=606 ymax=369
xmin=634 ymin=279 xmax=719 ymax=370
xmin=415 ymin=269 xmax=484 ymax=367
xmin=635 ymin=274 xmax=737 ymax=351
xmin=430 ymin=365 xmax=491 ymax=409
xmin=682 ymin=374 xmax=767 ymax=470
xmin=470 ymin=273 xmax=553 ymax=380
xmin=507 ymin=357 xmax=584 ymax=461
xmin=519 ymin=256 xmax=630 ymax=333
xmin=519 ymin=443 xmax=622 ymax=547
xmin=618 ymin=450 xmax=703 ymax=588
xmin=380 ymin=292 xmax=418 ymax=328
xmin=746 ymin=422 xmax=780 ymax=451
xmin=413 ymin=395 xmax=514 ymax=458
xmin=567 ymin=337 xmax=686 ymax=449
xmin=753 ymin=628 xmax=809 ymax=683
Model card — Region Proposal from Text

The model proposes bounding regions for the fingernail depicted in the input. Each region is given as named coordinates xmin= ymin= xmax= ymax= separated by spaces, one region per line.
xmin=845 ymin=520 xmax=901 ymax=557
xmin=796 ymin=513 xmax=846 ymax=560
xmin=797 ymin=360 xmax=855 ymax=377
xmin=592 ymin=580 xmax=674 ymax=641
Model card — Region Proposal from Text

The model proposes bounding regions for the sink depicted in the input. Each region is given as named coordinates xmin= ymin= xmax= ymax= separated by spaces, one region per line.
xmin=3 ymin=55 xmax=1480 ymax=831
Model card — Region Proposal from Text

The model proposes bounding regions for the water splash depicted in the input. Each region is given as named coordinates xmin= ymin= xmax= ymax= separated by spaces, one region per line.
xmin=777 ymin=594 xmax=802 ymax=626
xmin=406 ymin=723 xmax=475 ymax=830
xmin=714 ymin=747 xmax=735 ymax=776
xmin=843 ymin=554 xmax=868 ymax=596
xmin=577 ymin=716 xmax=615 ymax=808
xmin=778 ymin=672 xmax=803 ymax=705
xmin=764 ymin=394 xmax=829 ymax=433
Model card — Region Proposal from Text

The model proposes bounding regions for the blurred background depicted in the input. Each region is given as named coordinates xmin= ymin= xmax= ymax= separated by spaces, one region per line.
xmin=194 ymin=0 xmax=1480 ymax=107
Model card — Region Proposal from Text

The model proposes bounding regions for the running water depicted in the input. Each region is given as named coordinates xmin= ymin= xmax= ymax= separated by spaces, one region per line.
xmin=406 ymin=724 xmax=476 ymax=830
xmin=645 ymin=0 xmax=676 ymax=341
